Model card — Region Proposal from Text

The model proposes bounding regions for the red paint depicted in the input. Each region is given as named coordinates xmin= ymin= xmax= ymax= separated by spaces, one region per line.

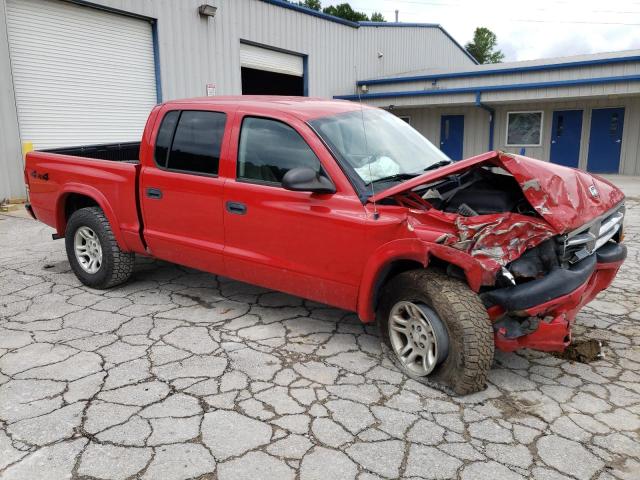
xmin=492 ymin=259 xmax=623 ymax=352
xmin=24 ymin=97 xmax=626 ymax=354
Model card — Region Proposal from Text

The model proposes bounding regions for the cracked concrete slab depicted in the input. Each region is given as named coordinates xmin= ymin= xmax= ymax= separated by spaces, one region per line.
xmin=1 ymin=201 xmax=639 ymax=479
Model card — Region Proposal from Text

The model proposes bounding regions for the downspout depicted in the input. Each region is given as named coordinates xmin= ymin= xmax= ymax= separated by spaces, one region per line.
xmin=475 ymin=92 xmax=494 ymax=151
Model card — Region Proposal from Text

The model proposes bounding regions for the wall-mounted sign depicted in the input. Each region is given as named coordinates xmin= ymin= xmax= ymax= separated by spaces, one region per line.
xmin=206 ymin=83 xmax=216 ymax=96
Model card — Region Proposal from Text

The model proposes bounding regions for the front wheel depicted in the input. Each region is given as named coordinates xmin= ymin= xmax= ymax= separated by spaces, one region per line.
xmin=65 ymin=207 xmax=134 ymax=289
xmin=377 ymin=269 xmax=494 ymax=395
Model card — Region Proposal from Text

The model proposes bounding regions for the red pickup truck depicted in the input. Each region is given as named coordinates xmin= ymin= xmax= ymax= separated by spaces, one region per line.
xmin=25 ymin=97 xmax=626 ymax=394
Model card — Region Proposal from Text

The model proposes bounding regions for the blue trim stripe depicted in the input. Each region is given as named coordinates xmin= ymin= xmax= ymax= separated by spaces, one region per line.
xmin=358 ymin=55 xmax=640 ymax=86
xmin=258 ymin=1 xmax=476 ymax=65
xmin=475 ymin=93 xmax=494 ymax=150
xmin=151 ymin=21 xmax=163 ymax=103
xmin=303 ymin=55 xmax=309 ymax=97
xmin=335 ymin=74 xmax=640 ymax=100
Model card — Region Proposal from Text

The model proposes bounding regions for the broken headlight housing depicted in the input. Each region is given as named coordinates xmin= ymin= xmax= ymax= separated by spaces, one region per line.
xmin=557 ymin=203 xmax=625 ymax=265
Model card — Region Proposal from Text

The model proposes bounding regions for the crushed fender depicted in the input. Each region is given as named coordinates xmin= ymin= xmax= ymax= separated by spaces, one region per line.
xmin=441 ymin=213 xmax=556 ymax=275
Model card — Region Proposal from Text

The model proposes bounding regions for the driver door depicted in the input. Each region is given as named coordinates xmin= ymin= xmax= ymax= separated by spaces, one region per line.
xmin=222 ymin=112 xmax=367 ymax=310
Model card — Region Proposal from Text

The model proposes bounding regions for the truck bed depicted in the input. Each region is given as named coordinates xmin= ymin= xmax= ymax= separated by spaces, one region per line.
xmin=25 ymin=146 xmax=144 ymax=253
xmin=43 ymin=141 xmax=141 ymax=163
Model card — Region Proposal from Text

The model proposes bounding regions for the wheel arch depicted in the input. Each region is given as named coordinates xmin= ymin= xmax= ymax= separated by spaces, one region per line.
xmin=56 ymin=185 xmax=129 ymax=251
xmin=356 ymin=239 xmax=489 ymax=322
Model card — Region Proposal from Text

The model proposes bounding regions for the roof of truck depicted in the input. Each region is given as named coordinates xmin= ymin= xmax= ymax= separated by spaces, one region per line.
xmin=161 ymin=96 xmax=367 ymax=121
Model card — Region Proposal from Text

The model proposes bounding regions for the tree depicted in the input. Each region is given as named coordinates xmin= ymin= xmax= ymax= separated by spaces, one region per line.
xmin=284 ymin=0 xmax=321 ymax=10
xmin=465 ymin=27 xmax=504 ymax=64
xmin=298 ymin=0 xmax=321 ymax=10
xmin=322 ymin=3 xmax=369 ymax=22
xmin=285 ymin=1 xmax=385 ymax=23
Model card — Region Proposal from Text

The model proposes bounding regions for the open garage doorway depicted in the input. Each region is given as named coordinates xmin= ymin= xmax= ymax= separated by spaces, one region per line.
xmin=241 ymin=67 xmax=304 ymax=95
xmin=240 ymin=42 xmax=306 ymax=96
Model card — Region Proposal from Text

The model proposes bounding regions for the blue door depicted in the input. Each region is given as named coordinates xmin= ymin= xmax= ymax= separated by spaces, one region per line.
xmin=550 ymin=110 xmax=583 ymax=168
xmin=440 ymin=115 xmax=464 ymax=160
xmin=587 ymin=108 xmax=624 ymax=173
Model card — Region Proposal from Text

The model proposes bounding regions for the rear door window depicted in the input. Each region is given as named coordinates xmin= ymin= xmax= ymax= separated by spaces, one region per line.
xmin=154 ymin=110 xmax=226 ymax=175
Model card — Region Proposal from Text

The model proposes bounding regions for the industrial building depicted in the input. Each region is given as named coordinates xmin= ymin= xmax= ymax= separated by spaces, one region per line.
xmin=0 ymin=0 xmax=475 ymax=201
xmin=1 ymin=0 xmax=639 ymax=202
xmin=337 ymin=51 xmax=640 ymax=176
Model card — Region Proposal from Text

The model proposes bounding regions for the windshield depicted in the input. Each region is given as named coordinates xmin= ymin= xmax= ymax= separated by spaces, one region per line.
xmin=309 ymin=108 xmax=450 ymax=184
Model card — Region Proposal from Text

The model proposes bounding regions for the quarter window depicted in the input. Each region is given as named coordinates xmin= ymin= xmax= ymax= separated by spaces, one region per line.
xmin=154 ymin=111 xmax=179 ymax=168
xmin=506 ymin=111 xmax=543 ymax=146
xmin=237 ymin=117 xmax=323 ymax=184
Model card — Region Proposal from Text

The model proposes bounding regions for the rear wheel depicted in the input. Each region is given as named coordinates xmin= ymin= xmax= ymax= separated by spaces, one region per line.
xmin=65 ymin=207 xmax=134 ymax=289
xmin=377 ymin=269 xmax=494 ymax=395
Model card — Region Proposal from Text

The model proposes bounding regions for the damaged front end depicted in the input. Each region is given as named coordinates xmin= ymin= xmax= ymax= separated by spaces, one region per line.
xmin=372 ymin=151 xmax=627 ymax=352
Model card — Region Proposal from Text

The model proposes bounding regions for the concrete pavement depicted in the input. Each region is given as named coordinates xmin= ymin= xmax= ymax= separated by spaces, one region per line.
xmin=0 ymin=201 xmax=638 ymax=479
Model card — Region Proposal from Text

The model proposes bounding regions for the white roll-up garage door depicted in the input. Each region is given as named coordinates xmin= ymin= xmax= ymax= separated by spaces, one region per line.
xmin=5 ymin=0 xmax=157 ymax=149
xmin=240 ymin=43 xmax=304 ymax=77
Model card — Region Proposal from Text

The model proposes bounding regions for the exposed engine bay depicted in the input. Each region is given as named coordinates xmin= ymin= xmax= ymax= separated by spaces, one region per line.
xmin=419 ymin=166 xmax=536 ymax=217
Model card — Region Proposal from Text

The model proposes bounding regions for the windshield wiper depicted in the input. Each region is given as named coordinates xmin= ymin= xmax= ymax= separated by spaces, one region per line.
xmin=422 ymin=160 xmax=453 ymax=172
xmin=366 ymin=160 xmax=452 ymax=185
xmin=366 ymin=172 xmax=421 ymax=185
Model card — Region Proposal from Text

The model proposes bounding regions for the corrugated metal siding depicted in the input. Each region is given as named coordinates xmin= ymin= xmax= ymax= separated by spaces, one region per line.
xmin=0 ymin=0 xmax=475 ymax=198
xmin=492 ymin=98 xmax=640 ymax=175
xmin=362 ymin=61 xmax=640 ymax=104
xmin=395 ymin=97 xmax=640 ymax=175
xmin=393 ymin=107 xmax=490 ymax=159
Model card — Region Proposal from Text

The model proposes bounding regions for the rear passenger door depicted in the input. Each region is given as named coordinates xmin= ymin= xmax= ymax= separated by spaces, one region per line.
xmin=223 ymin=113 xmax=367 ymax=311
xmin=140 ymin=106 xmax=232 ymax=274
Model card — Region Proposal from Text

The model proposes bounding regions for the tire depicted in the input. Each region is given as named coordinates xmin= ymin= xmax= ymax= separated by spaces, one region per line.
xmin=377 ymin=269 xmax=494 ymax=395
xmin=65 ymin=207 xmax=134 ymax=289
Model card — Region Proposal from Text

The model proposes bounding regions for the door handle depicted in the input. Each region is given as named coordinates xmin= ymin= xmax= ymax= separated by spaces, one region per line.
xmin=146 ymin=187 xmax=162 ymax=199
xmin=226 ymin=201 xmax=247 ymax=215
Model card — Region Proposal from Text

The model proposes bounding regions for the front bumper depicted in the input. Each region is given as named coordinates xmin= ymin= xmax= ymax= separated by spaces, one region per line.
xmin=482 ymin=242 xmax=627 ymax=352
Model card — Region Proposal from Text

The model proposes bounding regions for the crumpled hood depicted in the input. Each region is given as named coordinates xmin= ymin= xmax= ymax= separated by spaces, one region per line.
xmin=370 ymin=151 xmax=625 ymax=234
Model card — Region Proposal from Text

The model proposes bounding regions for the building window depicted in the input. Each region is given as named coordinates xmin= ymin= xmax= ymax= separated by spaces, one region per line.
xmin=506 ymin=111 xmax=543 ymax=146
xmin=398 ymin=116 xmax=411 ymax=125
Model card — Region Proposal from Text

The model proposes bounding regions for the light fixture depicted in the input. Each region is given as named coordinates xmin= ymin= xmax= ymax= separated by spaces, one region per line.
xmin=198 ymin=4 xmax=217 ymax=17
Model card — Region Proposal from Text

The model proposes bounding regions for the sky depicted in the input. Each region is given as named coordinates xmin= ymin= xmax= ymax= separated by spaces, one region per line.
xmin=324 ymin=0 xmax=640 ymax=62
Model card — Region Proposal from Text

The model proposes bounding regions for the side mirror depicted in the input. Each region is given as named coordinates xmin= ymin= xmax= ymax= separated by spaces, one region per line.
xmin=282 ymin=167 xmax=336 ymax=194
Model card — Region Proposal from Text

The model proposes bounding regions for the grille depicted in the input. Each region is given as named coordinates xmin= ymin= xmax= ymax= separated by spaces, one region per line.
xmin=558 ymin=203 xmax=625 ymax=264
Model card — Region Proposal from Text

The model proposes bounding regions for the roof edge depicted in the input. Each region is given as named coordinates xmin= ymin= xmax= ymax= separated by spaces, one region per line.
xmin=259 ymin=0 xmax=360 ymax=27
xmin=358 ymin=54 xmax=640 ymax=86
xmin=358 ymin=21 xmax=440 ymax=27
xmin=336 ymin=74 xmax=640 ymax=101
